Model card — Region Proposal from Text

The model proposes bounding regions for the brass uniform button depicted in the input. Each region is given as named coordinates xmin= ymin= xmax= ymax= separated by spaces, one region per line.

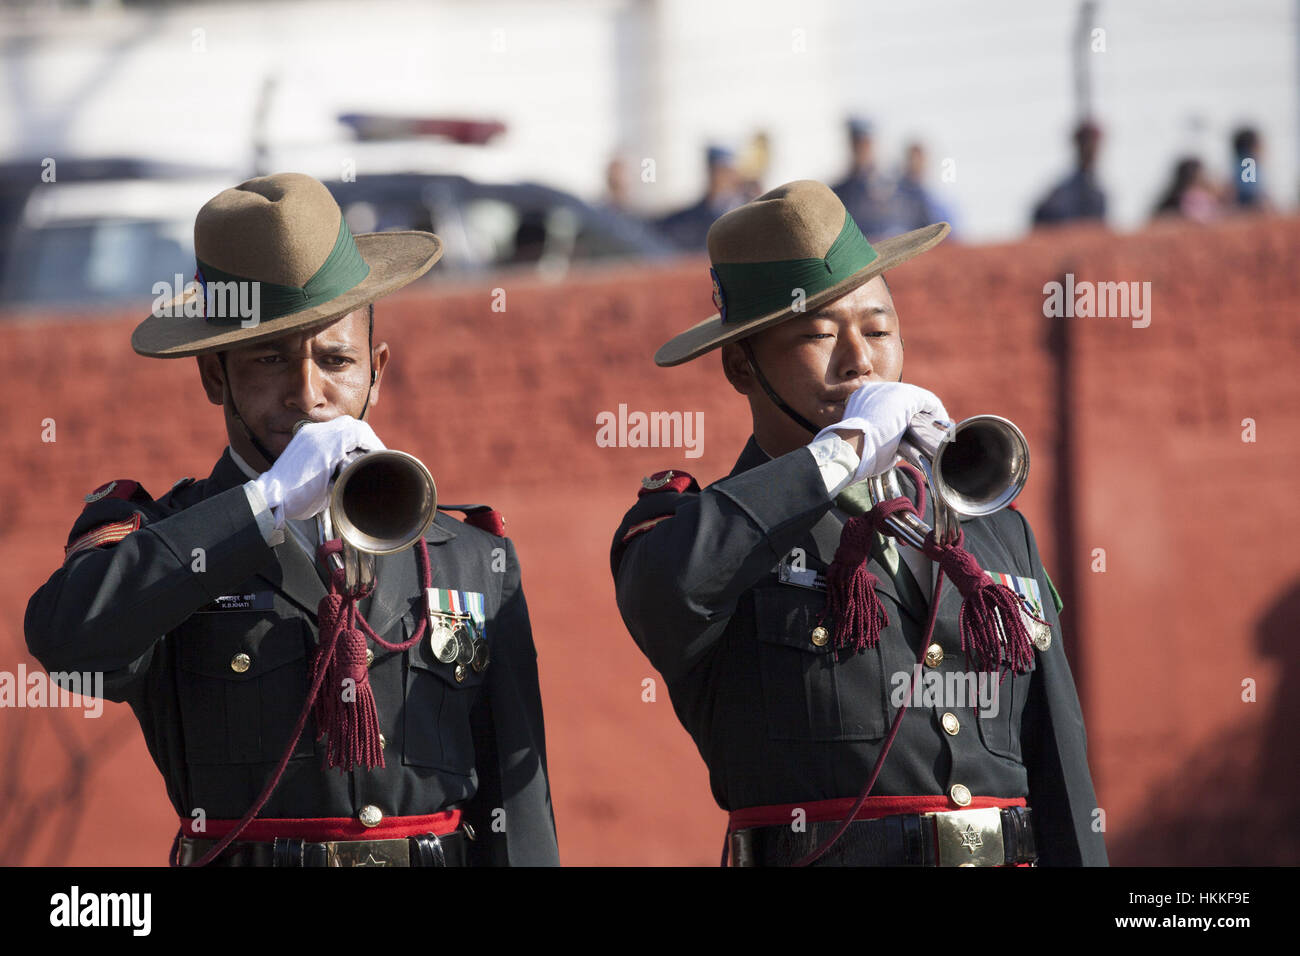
xmin=925 ymin=643 xmax=944 ymax=668
xmin=455 ymin=664 xmax=467 ymax=683
xmin=378 ymin=733 xmax=386 ymax=751
xmin=358 ymin=805 xmax=383 ymax=828
xmin=230 ymin=653 xmax=251 ymax=674
xmin=942 ymin=712 xmax=960 ymax=735
xmin=365 ymin=648 xmax=375 ymax=667
xmin=810 ymin=626 xmax=830 ymax=647
xmin=949 ymin=784 xmax=972 ymax=807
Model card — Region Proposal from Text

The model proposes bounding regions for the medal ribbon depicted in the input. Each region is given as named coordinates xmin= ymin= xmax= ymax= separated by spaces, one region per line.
xmin=428 ymin=589 xmax=486 ymax=628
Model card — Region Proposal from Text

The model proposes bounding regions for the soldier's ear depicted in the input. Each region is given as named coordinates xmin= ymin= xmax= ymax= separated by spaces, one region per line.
xmin=721 ymin=342 xmax=756 ymax=397
xmin=196 ymin=354 xmax=226 ymax=407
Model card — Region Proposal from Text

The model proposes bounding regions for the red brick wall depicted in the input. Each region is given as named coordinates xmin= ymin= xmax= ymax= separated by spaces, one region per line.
xmin=2 ymin=214 xmax=1297 ymax=865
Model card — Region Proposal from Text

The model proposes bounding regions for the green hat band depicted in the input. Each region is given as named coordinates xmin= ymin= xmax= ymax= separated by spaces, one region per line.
xmin=711 ymin=211 xmax=878 ymax=325
xmin=196 ymin=216 xmax=371 ymax=325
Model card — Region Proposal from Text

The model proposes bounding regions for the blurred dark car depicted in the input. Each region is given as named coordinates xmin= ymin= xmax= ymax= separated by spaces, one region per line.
xmin=325 ymin=173 xmax=673 ymax=278
xmin=0 ymin=167 xmax=673 ymax=312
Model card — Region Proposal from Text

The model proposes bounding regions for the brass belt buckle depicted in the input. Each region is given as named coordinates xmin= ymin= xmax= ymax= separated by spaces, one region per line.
xmin=324 ymin=837 xmax=411 ymax=867
xmin=925 ymin=807 xmax=1004 ymax=867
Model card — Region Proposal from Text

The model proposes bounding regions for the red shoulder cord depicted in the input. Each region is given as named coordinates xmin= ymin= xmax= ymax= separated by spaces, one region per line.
xmin=174 ymin=539 xmax=432 ymax=868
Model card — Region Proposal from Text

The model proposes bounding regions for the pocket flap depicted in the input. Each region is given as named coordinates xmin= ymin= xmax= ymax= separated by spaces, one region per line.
xmin=753 ymin=586 xmax=833 ymax=654
xmin=178 ymin=613 xmax=308 ymax=681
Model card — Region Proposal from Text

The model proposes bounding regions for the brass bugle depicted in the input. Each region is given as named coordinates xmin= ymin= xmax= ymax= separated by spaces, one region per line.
xmin=865 ymin=412 xmax=1030 ymax=548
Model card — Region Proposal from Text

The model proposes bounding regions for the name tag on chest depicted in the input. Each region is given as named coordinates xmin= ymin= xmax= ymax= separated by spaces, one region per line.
xmin=777 ymin=563 xmax=827 ymax=592
xmin=196 ymin=591 xmax=275 ymax=613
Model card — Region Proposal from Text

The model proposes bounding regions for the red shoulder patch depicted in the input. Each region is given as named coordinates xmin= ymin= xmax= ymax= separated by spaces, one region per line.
xmin=637 ymin=470 xmax=697 ymax=498
xmin=83 ymin=479 xmax=150 ymax=505
xmin=464 ymin=508 xmax=506 ymax=537
xmin=64 ymin=514 xmax=142 ymax=561
xmin=437 ymin=504 xmax=506 ymax=537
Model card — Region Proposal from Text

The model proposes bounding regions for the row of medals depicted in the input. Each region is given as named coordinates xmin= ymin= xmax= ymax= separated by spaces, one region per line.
xmin=1008 ymin=603 xmax=1053 ymax=652
xmin=429 ymin=612 xmax=490 ymax=682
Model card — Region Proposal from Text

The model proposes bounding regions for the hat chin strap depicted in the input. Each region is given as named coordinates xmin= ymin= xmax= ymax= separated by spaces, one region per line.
xmin=740 ymin=340 xmax=819 ymax=436
xmin=216 ymin=351 xmax=278 ymax=469
xmin=739 ymin=341 xmax=909 ymax=442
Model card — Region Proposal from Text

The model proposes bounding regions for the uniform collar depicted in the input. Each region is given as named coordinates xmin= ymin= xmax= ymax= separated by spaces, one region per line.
xmin=207 ymin=447 xmax=255 ymax=494
xmin=727 ymin=435 xmax=775 ymax=478
xmin=228 ymin=445 xmax=262 ymax=481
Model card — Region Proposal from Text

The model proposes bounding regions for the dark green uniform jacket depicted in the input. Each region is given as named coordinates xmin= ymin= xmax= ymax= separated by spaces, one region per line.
xmin=612 ymin=437 xmax=1107 ymax=866
xmin=26 ymin=450 xmax=559 ymax=866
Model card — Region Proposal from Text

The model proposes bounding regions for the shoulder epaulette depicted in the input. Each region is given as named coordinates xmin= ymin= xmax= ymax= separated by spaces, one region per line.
xmin=437 ymin=503 xmax=506 ymax=537
xmin=637 ymin=469 xmax=698 ymax=498
xmin=617 ymin=470 xmax=700 ymax=546
xmin=82 ymin=479 xmax=153 ymax=505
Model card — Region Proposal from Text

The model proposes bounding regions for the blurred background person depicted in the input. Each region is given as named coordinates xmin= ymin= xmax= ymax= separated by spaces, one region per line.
xmin=655 ymin=144 xmax=745 ymax=251
xmin=601 ymin=154 xmax=634 ymax=215
xmin=1151 ymin=156 xmax=1223 ymax=222
xmin=890 ymin=140 xmax=958 ymax=235
xmin=1032 ymin=119 xmax=1106 ymax=228
xmin=832 ymin=116 xmax=894 ymax=239
xmin=736 ymin=130 xmax=771 ymax=202
xmin=1229 ymin=125 xmax=1272 ymax=213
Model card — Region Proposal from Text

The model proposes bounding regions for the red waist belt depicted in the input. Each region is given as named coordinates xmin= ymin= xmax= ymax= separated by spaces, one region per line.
xmin=180 ymin=810 xmax=462 ymax=843
xmin=729 ymin=795 xmax=1027 ymax=831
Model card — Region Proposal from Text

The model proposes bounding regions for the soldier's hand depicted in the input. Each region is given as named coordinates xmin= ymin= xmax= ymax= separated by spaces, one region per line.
xmin=815 ymin=381 xmax=948 ymax=481
xmin=250 ymin=417 xmax=386 ymax=527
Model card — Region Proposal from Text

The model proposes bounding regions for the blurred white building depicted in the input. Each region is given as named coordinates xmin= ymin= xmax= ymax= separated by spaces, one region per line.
xmin=0 ymin=0 xmax=1295 ymax=241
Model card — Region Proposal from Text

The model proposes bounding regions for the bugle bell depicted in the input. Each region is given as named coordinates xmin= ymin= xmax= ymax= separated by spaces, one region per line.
xmin=864 ymin=411 xmax=1030 ymax=548
xmin=292 ymin=420 xmax=438 ymax=590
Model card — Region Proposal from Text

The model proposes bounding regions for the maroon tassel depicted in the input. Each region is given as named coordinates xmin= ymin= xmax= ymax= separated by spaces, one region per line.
xmin=304 ymin=538 xmax=434 ymax=772
xmin=925 ymin=530 xmax=1035 ymax=680
xmin=309 ymin=593 xmax=384 ymax=771
xmin=824 ymin=514 xmax=888 ymax=653
xmin=831 ymin=464 xmax=1036 ymax=678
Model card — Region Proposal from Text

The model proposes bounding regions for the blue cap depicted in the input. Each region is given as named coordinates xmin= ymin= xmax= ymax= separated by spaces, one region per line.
xmin=847 ymin=116 xmax=874 ymax=140
xmin=706 ymin=144 xmax=735 ymax=167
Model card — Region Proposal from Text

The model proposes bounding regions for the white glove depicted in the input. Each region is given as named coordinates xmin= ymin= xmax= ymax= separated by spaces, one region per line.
xmin=813 ymin=382 xmax=949 ymax=481
xmin=249 ymin=417 xmax=386 ymax=528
